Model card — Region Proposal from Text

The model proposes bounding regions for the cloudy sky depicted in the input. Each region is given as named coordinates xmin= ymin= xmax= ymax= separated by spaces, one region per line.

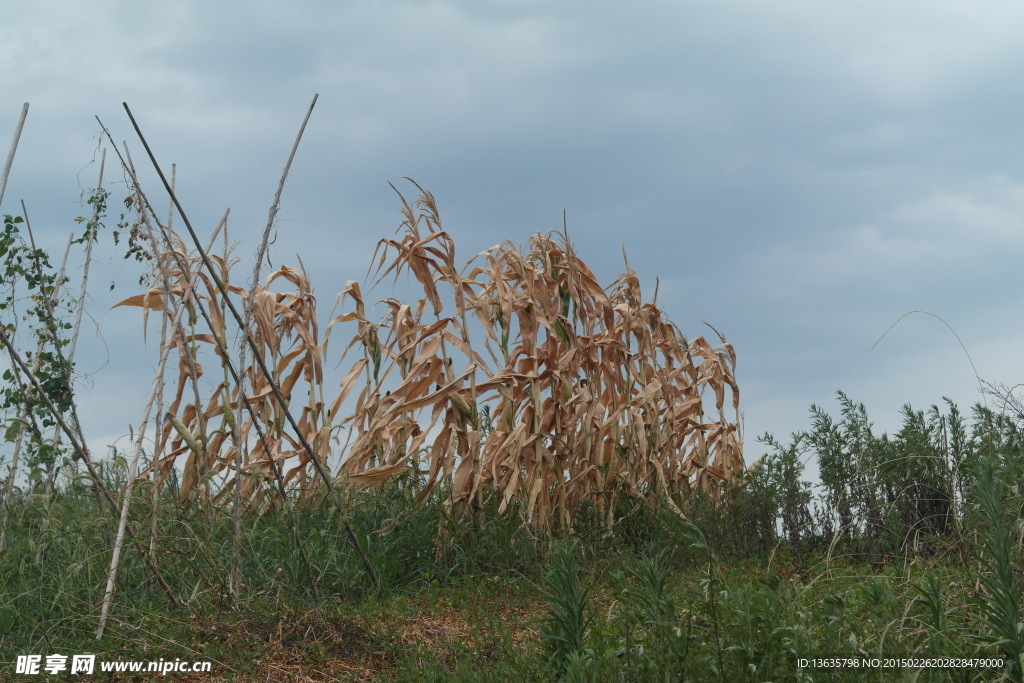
xmin=2 ymin=1 xmax=1023 ymax=472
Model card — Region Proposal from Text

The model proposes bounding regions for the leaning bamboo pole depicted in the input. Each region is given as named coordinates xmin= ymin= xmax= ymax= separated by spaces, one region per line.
xmin=98 ymin=116 xmax=324 ymax=599
xmin=96 ymin=212 xmax=227 ymax=640
xmin=112 ymin=99 xmax=381 ymax=592
xmin=235 ymin=93 xmax=318 ymax=600
xmin=0 ymin=102 xmax=28 ymax=210
xmin=0 ymin=322 xmax=180 ymax=606
xmin=0 ymin=231 xmax=73 ymax=553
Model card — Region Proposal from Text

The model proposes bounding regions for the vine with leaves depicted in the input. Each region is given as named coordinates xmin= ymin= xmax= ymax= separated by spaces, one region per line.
xmin=0 ymin=188 xmax=109 ymax=485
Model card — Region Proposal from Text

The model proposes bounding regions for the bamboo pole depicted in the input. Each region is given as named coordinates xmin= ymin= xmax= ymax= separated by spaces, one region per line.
xmin=0 ymin=103 xmax=29 ymax=210
xmin=0 ymin=232 xmax=73 ymax=553
xmin=0 ymin=322 xmax=179 ymax=606
xmin=122 ymin=99 xmax=381 ymax=592
xmin=96 ymin=212 xmax=228 ymax=639
xmin=233 ymin=93 xmax=318 ymax=600
xmin=96 ymin=116 xmax=325 ymax=597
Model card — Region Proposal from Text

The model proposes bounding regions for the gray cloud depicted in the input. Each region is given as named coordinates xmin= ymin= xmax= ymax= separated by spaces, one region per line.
xmin=2 ymin=0 xmax=1023 ymax=465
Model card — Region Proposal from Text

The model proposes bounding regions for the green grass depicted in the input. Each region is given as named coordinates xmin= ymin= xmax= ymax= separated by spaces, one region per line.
xmin=0 ymin=488 xmax=1015 ymax=680
xmin=2 ymin=394 xmax=1023 ymax=680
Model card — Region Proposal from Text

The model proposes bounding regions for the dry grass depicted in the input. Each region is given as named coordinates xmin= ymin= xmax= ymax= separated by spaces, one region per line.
xmin=118 ymin=180 xmax=743 ymax=533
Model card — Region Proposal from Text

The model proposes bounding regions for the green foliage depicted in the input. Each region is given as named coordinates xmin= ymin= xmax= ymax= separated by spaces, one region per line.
xmin=968 ymin=456 xmax=1024 ymax=680
xmin=682 ymin=521 xmax=725 ymax=679
xmin=72 ymin=187 xmax=109 ymax=245
xmin=538 ymin=540 xmax=594 ymax=676
xmin=0 ymin=211 xmax=77 ymax=475
xmin=608 ymin=550 xmax=690 ymax=681
xmin=753 ymin=431 xmax=815 ymax=561
xmin=765 ymin=390 xmax=1024 ymax=566
xmin=0 ymin=453 xmax=1020 ymax=680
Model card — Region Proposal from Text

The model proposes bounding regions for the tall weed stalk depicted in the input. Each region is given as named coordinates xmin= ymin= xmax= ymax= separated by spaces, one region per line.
xmin=539 ymin=540 xmax=594 ymax=676
xmin=684 ymin=521 xmax=725 ymax=681
xmin=969 ymin=456 xmax=1024 ymax=680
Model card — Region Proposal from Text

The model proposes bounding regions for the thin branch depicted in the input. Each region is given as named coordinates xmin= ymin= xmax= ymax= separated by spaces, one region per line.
xmin=68 ymin=149 xmax=105 ymax=364
xmin=252 ymin=93 xmax=318 ymax=280
xmin=236 ymin=93 xmax=317 ymax=598
xmin=871 ymin=310 xmax=985 ymax=408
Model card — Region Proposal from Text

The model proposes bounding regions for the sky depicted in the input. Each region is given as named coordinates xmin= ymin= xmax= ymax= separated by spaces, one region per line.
xmin=2 ymin=1 xmax=1023 ymax=477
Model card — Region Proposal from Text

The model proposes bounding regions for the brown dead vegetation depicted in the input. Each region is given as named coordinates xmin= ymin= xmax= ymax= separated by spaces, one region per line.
xmin=118 ymin=180 xmax=743 ymax=533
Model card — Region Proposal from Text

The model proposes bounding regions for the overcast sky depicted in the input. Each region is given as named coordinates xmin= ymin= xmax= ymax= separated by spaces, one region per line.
xmin=2 ymin=1 xmax=1023 ymax=473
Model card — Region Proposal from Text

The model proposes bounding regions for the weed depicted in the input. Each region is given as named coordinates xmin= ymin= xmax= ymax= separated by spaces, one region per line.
xmin=537 ymin=540 xmax=594 ymax=677
xmin=969 ymin=456 xmax=1024 ymax=680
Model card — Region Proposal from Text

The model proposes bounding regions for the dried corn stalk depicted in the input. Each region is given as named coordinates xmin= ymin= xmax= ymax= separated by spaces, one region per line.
xmin=121 ymin=181 xmax=743 ymax=531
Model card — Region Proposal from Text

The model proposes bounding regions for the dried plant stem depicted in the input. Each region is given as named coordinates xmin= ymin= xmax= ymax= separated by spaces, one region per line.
xmin=149 ymin=291 xmax=169 ymax=558
xmin=0 ymin=102 xmax=28 ymax=210
xmin=252 ymin=93 xmax=317 ymax=283
xmin=100 ymin=116 xmax=319 ymax=601
xmin=95 ymin=211 xmax=227 ymax=640
xmin=234 ymin=93 xmax=318 ymax=600
xmin=111 ymin=137 xmax=322 ymax=597
xmin=123 ymin=101 xmax=381 ymax=592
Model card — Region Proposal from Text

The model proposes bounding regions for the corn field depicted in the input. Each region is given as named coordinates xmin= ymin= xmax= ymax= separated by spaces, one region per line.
xmin=120 ymin=179 xmax=744 ymax=533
